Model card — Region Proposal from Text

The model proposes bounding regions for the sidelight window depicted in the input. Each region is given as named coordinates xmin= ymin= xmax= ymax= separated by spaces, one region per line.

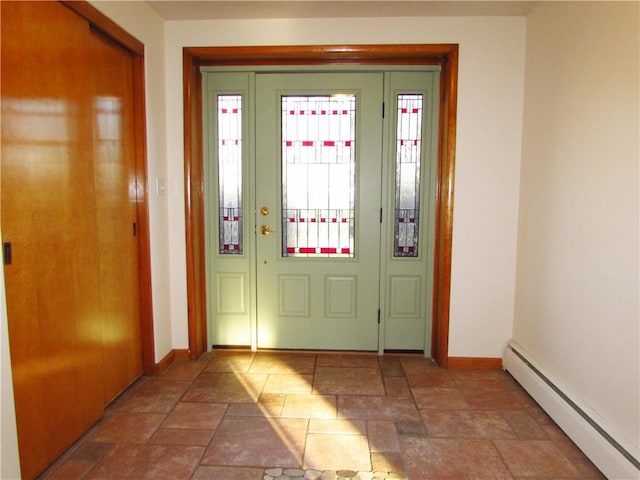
xmin=394 ymin=94 xmax=424 ymax=257
xmin=217 ymin=94 xmax=243 ymax=254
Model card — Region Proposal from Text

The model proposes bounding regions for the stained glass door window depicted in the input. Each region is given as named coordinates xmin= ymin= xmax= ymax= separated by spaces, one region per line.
xmin=281 ymin=95 xmax=356 ymax=258
xmin=394 ymin=94 xmax=424 ymax=257
xmin=217 ymin=94 xmax=243 ymax=254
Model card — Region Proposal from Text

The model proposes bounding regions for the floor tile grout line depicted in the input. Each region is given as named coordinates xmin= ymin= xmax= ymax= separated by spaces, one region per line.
xmin=488 ymin=438 xmax=517 ymax=480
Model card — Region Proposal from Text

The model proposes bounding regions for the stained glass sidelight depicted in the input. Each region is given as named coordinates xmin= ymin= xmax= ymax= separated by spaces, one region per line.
xmin=217 ymin=94 xmax=243 ymax=254
xmin=281 ymin=95 xmax=356 ymax=258
xmin=394 ymin=94 xmax=423 ymax=257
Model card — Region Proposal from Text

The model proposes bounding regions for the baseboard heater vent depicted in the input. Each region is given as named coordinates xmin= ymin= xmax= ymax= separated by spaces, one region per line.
xmin=503 ymin=342 xmax=639 ymax=480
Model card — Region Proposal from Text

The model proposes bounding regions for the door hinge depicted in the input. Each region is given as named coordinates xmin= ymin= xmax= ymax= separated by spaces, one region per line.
xmin=3 ymin=242 xmax=12 ymax=266
xmin=380 ymin=208 xmax=383 ymax=223
xmin=382 ymin=101 xmax=385 ymax=119
xmin=132 ymin=222 xmax=137 ymax=237
xmin=377 ymin=308 xmax=381 ymax=324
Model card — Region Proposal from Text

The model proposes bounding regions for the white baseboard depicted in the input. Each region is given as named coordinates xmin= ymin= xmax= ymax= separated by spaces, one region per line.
xmin=503 ymin=341 xmax=639 ymax=480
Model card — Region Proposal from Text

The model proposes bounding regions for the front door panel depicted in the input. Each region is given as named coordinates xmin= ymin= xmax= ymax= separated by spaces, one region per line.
xmin=255 ymin=73 xmax=383 ymax=350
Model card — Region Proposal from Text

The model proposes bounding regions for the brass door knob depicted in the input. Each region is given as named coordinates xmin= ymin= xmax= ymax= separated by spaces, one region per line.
xmin=261 ymin=224 xmax=277 ymax=235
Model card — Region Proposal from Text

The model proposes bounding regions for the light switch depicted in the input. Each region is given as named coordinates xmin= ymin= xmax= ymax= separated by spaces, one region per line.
xmin=156 ymin=177 xmax=165 ymax=196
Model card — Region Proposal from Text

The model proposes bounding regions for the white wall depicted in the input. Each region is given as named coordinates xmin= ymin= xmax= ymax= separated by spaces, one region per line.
xmin=164 ymin=15 xmax=526 ymax=358
xmin=514 ymin=0 xmax=639 ymax=457
xmin=90 ymin=1 xmax=173 ymax=362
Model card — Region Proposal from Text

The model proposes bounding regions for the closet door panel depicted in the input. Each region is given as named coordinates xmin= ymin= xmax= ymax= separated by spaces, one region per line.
xmin=90 ymin=29 xmax=143 ymax=405
xmin=1 ymin=2 xmax=142 ymax=477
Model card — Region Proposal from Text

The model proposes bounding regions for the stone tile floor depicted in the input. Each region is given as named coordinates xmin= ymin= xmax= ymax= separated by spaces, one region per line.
xmin=39 ymin=350 xmax=605 ymax=480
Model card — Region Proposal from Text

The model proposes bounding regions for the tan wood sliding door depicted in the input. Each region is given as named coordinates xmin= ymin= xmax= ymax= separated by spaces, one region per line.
xmin=1 ymin=2 xmax=144 ymax=478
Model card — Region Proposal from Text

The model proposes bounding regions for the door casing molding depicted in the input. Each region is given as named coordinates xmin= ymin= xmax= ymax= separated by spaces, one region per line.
xmin=183 ymin=44 xmax=458 ymax=366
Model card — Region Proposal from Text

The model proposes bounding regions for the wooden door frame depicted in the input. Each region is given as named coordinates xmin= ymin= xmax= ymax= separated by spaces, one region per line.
xmin=183 ymin=44 xmax=458 ymax=367
xmin=62 ymin=1 xmax=156 ymax=375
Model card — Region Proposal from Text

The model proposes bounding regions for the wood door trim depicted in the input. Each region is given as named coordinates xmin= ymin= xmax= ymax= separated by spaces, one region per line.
xmin=62 ymin=1 xmax=144 ymax=55
xmin=183 ymin=44 xmax=457 ymax=366
xmin=62 ymin=1 xmax=155 ymax=375
xmin=447 ymin=357 xmax=503 ymax=370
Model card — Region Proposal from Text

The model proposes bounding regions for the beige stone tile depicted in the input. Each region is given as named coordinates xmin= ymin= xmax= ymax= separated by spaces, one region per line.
xmin=367 ymin=420 xmax=400 ymax=452
xmin=282 ymin=394 xmax=337 ymax=419
xmin=202 ymin=416 xmax=307 ymax=468
xmin=493 ymin=439 xmax=581 ymax=478
xmin=308 ymin=418 xmax=366 ymax=434
xmin=303 ymin=433 xmax=371 ymax=471
xmin=399 ymin=437 xmax=513 ymax=479
xmin=420 ymin=410 xmax=517 ymax=439
xmin=85 ymin=445 xmax=204 ymax=480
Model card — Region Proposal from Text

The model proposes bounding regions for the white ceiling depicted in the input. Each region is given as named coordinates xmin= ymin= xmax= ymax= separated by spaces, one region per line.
xmin=147 ymin=1 xmax=537 ymax=21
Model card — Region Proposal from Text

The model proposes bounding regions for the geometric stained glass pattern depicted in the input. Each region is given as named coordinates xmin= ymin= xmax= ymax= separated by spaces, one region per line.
xmin=217 ymin=94 xmax=243 ymax=254
xmin=394 ymin=94 xmax=423 ymax=257
xmin=281 ymin=95 xmax=356 ymax=258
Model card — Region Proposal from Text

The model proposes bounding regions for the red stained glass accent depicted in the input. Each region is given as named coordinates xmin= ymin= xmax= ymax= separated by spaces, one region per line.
xmin=342 ymin=110 xmax=348 ymax=115
xmin=223 ymin=244 xmax=230 ymax=250
xmin=223 ymin=216 xmax=229 ymax=221
xmin=302 ymin=141 xmax=314 ymax=147
xmin=323 ymin=141 xmax=335 ymax=147
xmin=400 ymin=140 xmax=404 ymax=146
xmin=299 ymin=218 xmax=305 ymax=223
xmin=311 ymin=110 xmax=317 ymax=115
xmin=341 ymin=218 xmax=347 ymax=223
xmin=300 ymin=110 xmax=305 ymax=115
xmin=235 ymin=140 xmax=239 ymax=145
xmin=321 ymin=110 xmax=327 ymax=115
xmin=408 ymin=246 xmax=415 ymax=253
xmin=286 ymin=141 xmax=293 ymax=147
xmin=290 ymin=110 xmax=295 ymax=115
xmin=320 ymin=218 xmax=327 ymax=223
xmin=345 ymin=141 xmax=351 ymax=147
xmin=401 ymin=108 xmax=408 ymax=113
xmin=311 ymin=218 xmax=317 ymax=223
xmin=233 ymin=108 xmax=238 ymax=113
xmin=332 ymin=110 xmax=338 ymax=115
xmin=283 ymin=246 xmax=353 ymax=256
xmin=414 ymin=140 xmax=419 ymax=146
xmin=233 ymin=216 xmax=239 ymax=221
xmin=409 ymin=217 xmax=415 ymax=223
xmin=412 ymin=108 xmax=419 ymax=114
xmin=221 ymin=108 xmax=228 ymax=113
xmin=398 ymin=218 xmax=404 ymax=223
xmin=221 ymin=140 xmax=226 ymax=145
xmin=289 ymin=218 xmax=296 ymax=222
xmin=331 ymin=218 xmax=337 ymax=223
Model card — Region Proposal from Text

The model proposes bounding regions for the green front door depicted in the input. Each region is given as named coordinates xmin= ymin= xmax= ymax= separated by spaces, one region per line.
xmin=255 ymin=73 xmax=383 ymax=350
xmin=204 ymin=69 xmax=439 ymax=354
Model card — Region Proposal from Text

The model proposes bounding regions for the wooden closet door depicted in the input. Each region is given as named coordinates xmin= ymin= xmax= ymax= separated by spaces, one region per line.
xmin=90 ymin=29 xmax=143 ymax=405
xmin=1 ymin=2 xmax=142 ymax=478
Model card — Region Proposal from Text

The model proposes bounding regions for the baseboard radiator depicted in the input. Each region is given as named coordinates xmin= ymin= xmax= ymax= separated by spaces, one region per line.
xmin=503 ymin=342 xmax=640 ymax=480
